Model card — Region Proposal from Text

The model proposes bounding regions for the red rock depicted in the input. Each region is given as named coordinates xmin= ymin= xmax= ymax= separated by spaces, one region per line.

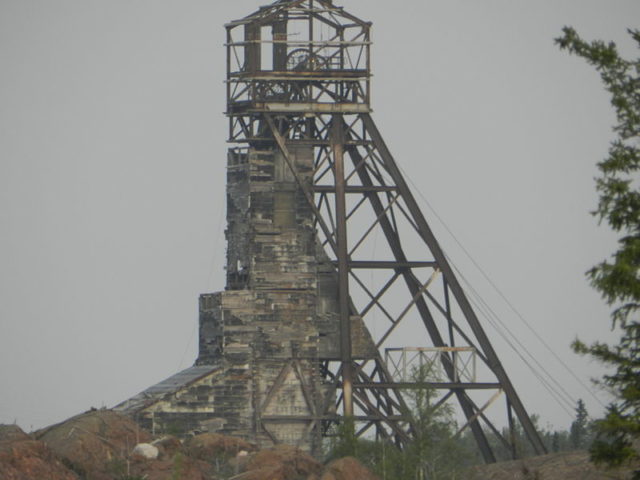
xmin=318 ymin=473 xmax=336 ymax=480
xmin=321 ymin=456 xmax=380 ymax=480
xmin=233 ymin=465 xmax=287 ymax=480
xmin=129 ymin=453 xmax=213 ymax=480
xmin=35 ymin=409 xmax=151 ymax=480
xmin=244 ymin=444 xmax=323 ymax=479
xmin=0 ymin=424 xmax=78 ymax=480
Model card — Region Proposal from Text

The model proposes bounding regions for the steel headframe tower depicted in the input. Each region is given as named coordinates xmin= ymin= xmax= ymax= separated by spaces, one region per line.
xmin=225 ymin=0 xmax=546 ymax=462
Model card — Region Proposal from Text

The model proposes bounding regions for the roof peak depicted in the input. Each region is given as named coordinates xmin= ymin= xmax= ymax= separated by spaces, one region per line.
xmin=226 ymin=0 xmax=369 ymax=29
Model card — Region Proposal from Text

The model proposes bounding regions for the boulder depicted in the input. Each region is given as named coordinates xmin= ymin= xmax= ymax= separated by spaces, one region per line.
xmin=0 ymin=424 xmax=78 ymax=480
xmin=132 ymin=442 xmax=159 ymax=460
xmin=242 ymin=444 xmax=323 ymax=480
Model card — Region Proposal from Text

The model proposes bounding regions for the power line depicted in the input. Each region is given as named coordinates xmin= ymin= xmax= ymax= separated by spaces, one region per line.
xmin=454 ymin=261 xmax=576 ymax=416
xmin=397 ymin=163 xmax=605 ymax=410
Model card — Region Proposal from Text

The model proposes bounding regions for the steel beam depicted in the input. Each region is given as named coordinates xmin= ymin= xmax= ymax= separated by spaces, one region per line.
xmin=331 ymin=114 xmax=354 ymax=418
xmin=361 ymin=113 xmax=547 ymax=456
xmin=345 ymin=139 xmax=497 ymax=463
xmin=352 ymin=382 xmax=502 ymax=390
xmin=342 ymin=260 xmax=437 ymax=269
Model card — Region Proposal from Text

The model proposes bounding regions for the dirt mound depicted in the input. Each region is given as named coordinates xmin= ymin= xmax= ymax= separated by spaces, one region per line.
xmin=237 ymin=444 xmax=323 ymax=480
xmin=0 ymin=424 xmax=78 ymax=480
xmin=466 ymin=450 xmax=639 ymax=480
xmin=187 ymin=432 xmax=256 ymax=461
xmin=35 ymin=409 xmax=150 ymax=479
xmin=316 ymin=456 xmax=381 ymax=480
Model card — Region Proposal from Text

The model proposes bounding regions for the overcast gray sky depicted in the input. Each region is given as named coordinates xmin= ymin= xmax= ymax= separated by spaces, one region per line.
xmin=1 ymin=0 xmax=639 ymax=433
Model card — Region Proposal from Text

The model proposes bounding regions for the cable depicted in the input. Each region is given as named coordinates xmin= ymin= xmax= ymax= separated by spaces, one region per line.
xmin=453 ymin=259 xmax=578 ymax=406
xmin=457 ymin=264 xmax=577 ymax=416
xmin=397 ymin=162 xmax=606 ymax=410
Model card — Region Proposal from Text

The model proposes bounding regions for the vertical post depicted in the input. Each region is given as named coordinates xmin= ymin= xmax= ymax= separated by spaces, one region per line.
xmin=444 ymin=279 xmax=455 ymax=347
xmin=338 ymin=27 xmax=345 ymax=99
xmin=332 ymin=114 xmax=353 ymax=418
xmin=308 ymin=0 xmax=314 ymax=60
xmin=227 ymin=27 xmax=233 ymax=141
xmin=453 ymin=350 xmax=458 ymax=382
xmin=244 ymin=23 xmax=260 ymax=74
xmin=403 ymin=349 xmax=407 ymax=382
xmin=472 ymin=349 xmax=477 ymax=382
xmin=365 ymin=25 xmax=371 ymax=105
xmin=507 ymin=398 xmax=518 ymax=459
xmin=273 ymin=13 xmax=288 ymax=71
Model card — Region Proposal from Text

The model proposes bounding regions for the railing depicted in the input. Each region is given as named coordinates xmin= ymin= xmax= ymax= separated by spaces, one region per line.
xmin=385 ymin=347 xmax=478 ymax=383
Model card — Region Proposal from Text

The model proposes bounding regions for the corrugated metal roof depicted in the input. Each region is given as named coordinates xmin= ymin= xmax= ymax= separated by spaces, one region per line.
xmin=113 ymin=364 xmax=220 ymax=414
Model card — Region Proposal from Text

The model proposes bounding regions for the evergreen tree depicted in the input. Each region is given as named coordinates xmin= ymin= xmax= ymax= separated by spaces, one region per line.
xmin=569 ymin=399 xmax=590 ymax=449
xmin=556 ymin=27 xmax=640 ymax=478
xmin=552 ymin=432 xmax=561 ymax=453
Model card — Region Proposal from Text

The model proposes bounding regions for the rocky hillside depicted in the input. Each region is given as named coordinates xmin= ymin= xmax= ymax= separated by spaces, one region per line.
xmin=1 ymin=409 xmax=637 ymax=479
xmin=467 ymin=449 xmax=639 ymax=480
xmin=0 ymin=409 xmax=379 ymax=480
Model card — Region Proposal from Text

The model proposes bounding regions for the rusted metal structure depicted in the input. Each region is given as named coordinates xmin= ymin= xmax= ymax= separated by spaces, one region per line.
xmin=117 ymin=0 xmax=546 ymax=462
